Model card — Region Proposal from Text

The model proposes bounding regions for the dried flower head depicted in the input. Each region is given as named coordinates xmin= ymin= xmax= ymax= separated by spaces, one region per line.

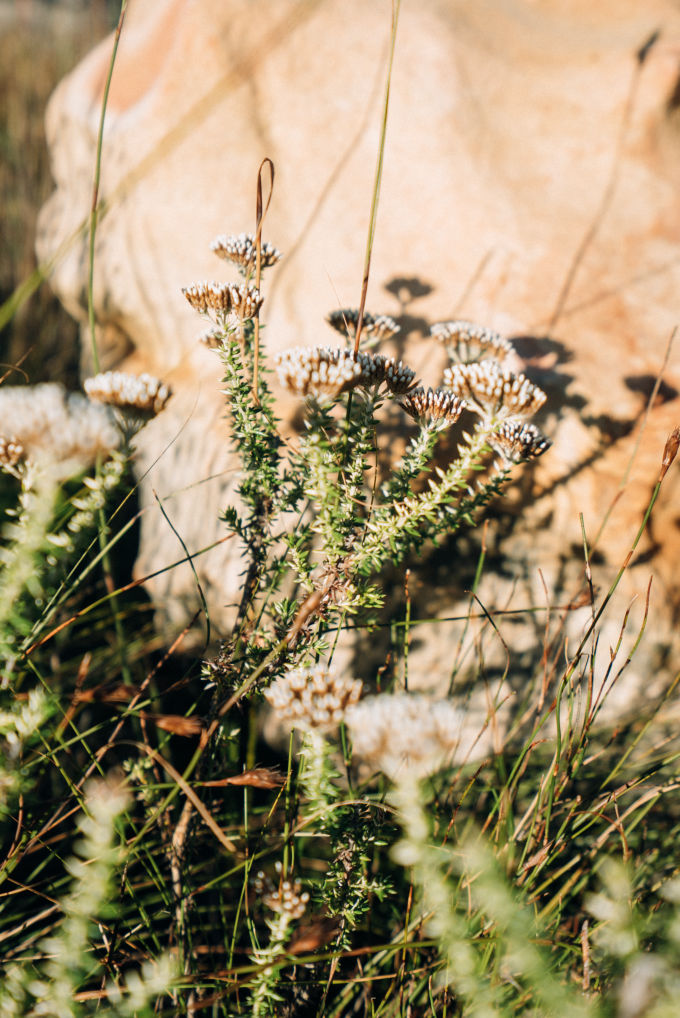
xmin=275 ymin=346 xmax=418 ymax=401
xmin=264 ymin=663 xmax=363 ymax=731
xmin=182 ymin=280 xmax=263 ymax=320
xmin=210 ymin=232 xmax=282 ymax=271
xmin=0 ymin=383 xmax=118 ymax=475
xmin=399 ymin=387 xmax=466 ymax=428
xmin=660 ymin=426 xmax=680 ymax=482
xmin=345 ymin=693 xmax=467 ymax=781
xmin=327 ymin=308 xmax=400 ymax=344
xmin=431 ymin=319 xmax=514 ymax=364
xmin=0 ymin=436 xmax=25 ymax=476
xmin=84 ymin=372 xmax=172 ymax=417
xmin=443 ymin=361 xmax=546 ymax=420
xmin=254 ymin=862 xmax=310 ymax=920
xmin=489 ymin=421 xmax=551 ymax=464
xmin=359 ymin=353 xmax=417 ymax=395
xmin=275 ymin=346 xmax=365 ymax=400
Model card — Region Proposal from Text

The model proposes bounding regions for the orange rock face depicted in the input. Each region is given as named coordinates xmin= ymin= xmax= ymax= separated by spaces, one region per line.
xmin=37 ymin=0 xmax=680 ymax=687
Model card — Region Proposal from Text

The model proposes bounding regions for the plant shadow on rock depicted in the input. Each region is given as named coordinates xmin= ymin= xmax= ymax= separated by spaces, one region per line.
xmin=348 ymin=328 xmax=659 ymax=721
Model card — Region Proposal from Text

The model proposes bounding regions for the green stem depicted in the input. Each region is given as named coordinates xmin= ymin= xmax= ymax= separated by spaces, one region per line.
xmin=354 ymin=425 xmax=493 ymax=572
xmin=353 ymin=0 xmax=402 ymax=355
xmin=87 ymin=1 xmax=128 ymax=373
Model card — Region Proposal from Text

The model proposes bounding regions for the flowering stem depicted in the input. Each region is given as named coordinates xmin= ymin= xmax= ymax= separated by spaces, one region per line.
xmin=354 ymin=423 xmax=493 ymax=573
xmin=381 ymin=421 xmax=440 ymax=502
xmin=250 ymin=910 xmax=292 ymax=1017
xmin=391 ymin=773 xmax=500 ymax=1013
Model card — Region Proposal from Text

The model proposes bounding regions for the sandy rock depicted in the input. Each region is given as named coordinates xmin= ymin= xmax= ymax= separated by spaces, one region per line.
xmin=36 ymin=0 xmax=680 ymax=705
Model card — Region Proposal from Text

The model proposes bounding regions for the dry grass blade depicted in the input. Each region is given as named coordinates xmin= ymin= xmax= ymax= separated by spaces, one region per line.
xmin=139 ymin=713 xmax=205 ymax=737
xmin=133 ymin=743 xmax=238 ymax=855
xmin=200 ymin=768 xmax=285 ymax=790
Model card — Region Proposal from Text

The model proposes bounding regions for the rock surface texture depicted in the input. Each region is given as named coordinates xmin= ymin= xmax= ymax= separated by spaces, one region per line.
xmin=37 ymin=0 xmax=680 ymax=708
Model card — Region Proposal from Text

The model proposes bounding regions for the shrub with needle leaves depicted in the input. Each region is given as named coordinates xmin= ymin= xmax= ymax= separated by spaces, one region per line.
xmin=184 ymin=230 xmax=550 ymax=702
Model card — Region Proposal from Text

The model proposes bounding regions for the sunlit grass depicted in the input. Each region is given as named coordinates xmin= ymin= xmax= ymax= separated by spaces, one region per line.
xmin=2 ymin=3 xmax=680 ymax=1016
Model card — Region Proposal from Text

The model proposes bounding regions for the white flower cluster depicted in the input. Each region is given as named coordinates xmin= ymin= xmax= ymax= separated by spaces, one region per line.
xmin=275 ymin=346 xmax=417 ymax=401
xmin=84 ymin=371 xmax=171 ymax=416
xmin=275 ymin=346 xmax=366 ymax=399
xmin=210 ymin=232 xmax=282 ymax=271
xmin=326 ymin=308 xmax=400 ymax=343
xmin=345 ymin=693 xmax=468 ymax=780
xmin=0 ymin=689 xmax=49 ymax=808
xmin=264 ymin=663 xmax=363 ymax=731
xmin=360 ymin=353 xmax=416 ymax=395
xmin=0 ymin=383 xmax=118 ymax=477
xmin=443 ymin=361 xmax=546 ymax=421
xmin=489 ymin=420 xmax=551 ymax=464
xmin=0 ymin=688 xmax=47 ymax=758
xmin=253 ymin=861 xmax=310 ymax=919
xmin=182 ymin=280 xmax=263 ymax=320
xmin=0 ymin=436 xmax=25 ymax=476
xmin=431 ymin=319 xmax=514 ymax=363
xmin=399 ymin=386 xmax=466 ymax=428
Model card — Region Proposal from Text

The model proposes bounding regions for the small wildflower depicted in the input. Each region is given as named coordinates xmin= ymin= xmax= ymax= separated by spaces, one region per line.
xmin=360 ymin=353 xmax=417 ymax=395
xmin=399 ymin=387 xmax=466 ymax=428
xmin=345 ymin=693 xmax=466 ymax=780
xmin=275 ymin=346 xmax=365 ymax=400
xmin=210 ymin=232 xmax=282 ymax=271
xmin=0 ymin=436 xmax=25 ymax=476
xmin=254 ymin=862 xmax=309 ymax=920
xmin=182 ymin=280 xmax=263 ymax=320
xmin=443 ymin=361 xmax=546 ymax=420
xmin=431 ymin=319 xmax=514 ymax=363
xmin=0 ymin=383 xmax=118 ymax=475
xmin=84 ymin=371 xmax=172 ymax=417
xmin=264 ymin=663 xmax=362 ymax=731
xmin=489 ymin=421 xmax=551 ymax=464
xmin=327 ymin=308 xmax=400 ymax=344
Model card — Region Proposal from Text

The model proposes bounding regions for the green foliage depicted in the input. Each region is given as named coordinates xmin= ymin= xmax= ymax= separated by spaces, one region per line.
xmin=0 ymin=777 xmax=175 ymax=1016
xmin=3 ymin=12 xmax=680 ymax=1003
xmin=4 ymin=227 xmax=680 ymax=1015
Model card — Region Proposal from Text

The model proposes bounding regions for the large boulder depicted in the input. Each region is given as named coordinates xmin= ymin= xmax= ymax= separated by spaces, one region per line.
xmin=36 ymin=0 xmax=680 ymax=698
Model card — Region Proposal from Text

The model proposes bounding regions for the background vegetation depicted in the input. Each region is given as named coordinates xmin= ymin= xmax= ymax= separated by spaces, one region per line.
xmin=2 ymin=4 xmax=680 ymax=1017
